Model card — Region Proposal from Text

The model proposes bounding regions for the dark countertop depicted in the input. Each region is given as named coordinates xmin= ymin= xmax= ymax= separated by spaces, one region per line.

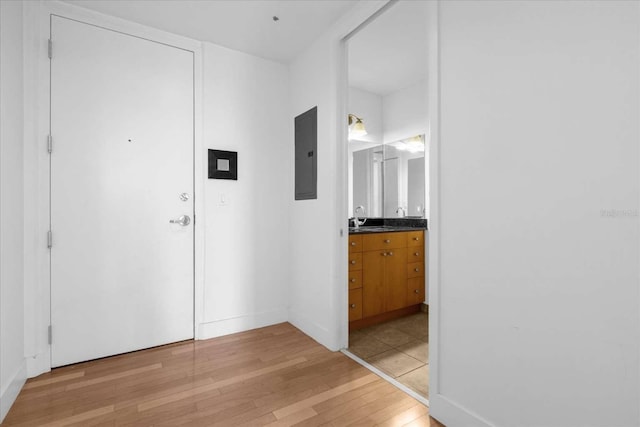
xmin=348 ymin=226 xmax=424 ymax=235
xmin=348 ymin=218 xmax=427 ymax=235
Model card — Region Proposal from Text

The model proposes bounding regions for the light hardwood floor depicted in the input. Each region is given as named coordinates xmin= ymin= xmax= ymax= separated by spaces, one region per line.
xmin=4 ymin=323 xmax=444 ymax=426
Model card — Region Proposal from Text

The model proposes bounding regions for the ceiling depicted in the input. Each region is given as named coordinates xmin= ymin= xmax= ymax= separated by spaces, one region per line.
xmin=348 ymin=1 xmax=429 ymax=96
xmin=62 ymin=0 xmax=358 ymax=63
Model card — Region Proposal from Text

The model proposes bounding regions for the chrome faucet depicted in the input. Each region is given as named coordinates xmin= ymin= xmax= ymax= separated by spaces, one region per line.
xmin=353 ymin=205 xmax=366 ymax=229
xmin=396 ymin=207 xmax=406 ymax=218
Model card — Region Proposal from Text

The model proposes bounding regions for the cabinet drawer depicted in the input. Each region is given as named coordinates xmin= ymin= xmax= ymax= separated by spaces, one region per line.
xmin=349 ymin=252 xmax=362 ymax=271
xmin=362 ymin=232 xmax=407 ymax=251
xmin=349 ymin=235 xmax=363 ymax=253
xmin=407 ymin=277 xmax=424 ymax=305
xmin=408 ymin=262 xmax=424 ymax=278
xmin=349 ymin=288 xmax=363 ymax=321
xmin=407 ymin=231 xmax=424 ymax=247
xmin=409 ymin=248 xmax=424 ymax=262
xmin=348 ymin=271 xmax=362 ymax=289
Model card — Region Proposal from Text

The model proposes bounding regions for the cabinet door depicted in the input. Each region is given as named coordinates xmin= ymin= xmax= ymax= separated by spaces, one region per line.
xmin=407 ymin=230 xmax=424 ymax=247
xmin=349 ymin=235 xmax=363 ymax=253
xmin=348 ymin=271 xmax=362 ymax=290
xmin=407 ymin=277 xmax=424 ymax=305
xmin=349 ymin=288 xmax=363 ymax=321
xmin=408 ymin=261 xmax=424 ymax=279
xmin=349 ymin=252 xmax=362 ymax=271
xmin=363 ymin=250 xmax=386 ymax=317
xmin=385 ymin=247 xmax=408 ymax=311
xmin=409 ymin=247 xmax=424 ymax=263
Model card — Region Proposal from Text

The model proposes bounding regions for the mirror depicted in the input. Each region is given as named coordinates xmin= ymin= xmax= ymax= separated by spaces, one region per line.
xmin=347 ymin=1 xmax=429 ymax=219
xmin=351 ymin=135 xmax=425 ymax=218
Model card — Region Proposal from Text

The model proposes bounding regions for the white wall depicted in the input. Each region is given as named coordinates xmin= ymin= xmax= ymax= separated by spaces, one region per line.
xmin=382 ymin=79 xmax=427 ymax=143
xmin=288 ymin=1 xmax=389 ymax=351
xmin=348 ymin=87 xmax=382 ymax=144
xmin=199 ymin=43 xmax=291 ymax=338
xmin=0 ymin=0 xmax=27 ymax=422
xmin=431 ymin=1 xmax=639 ymax=426
xmin=19 ymin=1 xmax=293 ymax=383
xmin=289 ymin=34 xmax=341 ymax=349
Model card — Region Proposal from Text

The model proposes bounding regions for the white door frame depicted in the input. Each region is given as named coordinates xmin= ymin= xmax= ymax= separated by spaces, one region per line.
xmin=335 ymin=0 xmax=442 ymax=411
xmin=23 ymin=0 xmax=205 ymax=377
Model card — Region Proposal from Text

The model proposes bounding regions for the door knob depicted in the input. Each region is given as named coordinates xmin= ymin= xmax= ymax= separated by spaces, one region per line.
xmin=169 ymin=215 xmax=191 ymax=226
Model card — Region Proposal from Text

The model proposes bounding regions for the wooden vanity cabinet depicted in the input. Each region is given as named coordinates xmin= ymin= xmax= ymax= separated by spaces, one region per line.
xmin=349 ymin=230 xmax=425 ymax=328
xmin=348 ymin=235 xmax=363 ymax=321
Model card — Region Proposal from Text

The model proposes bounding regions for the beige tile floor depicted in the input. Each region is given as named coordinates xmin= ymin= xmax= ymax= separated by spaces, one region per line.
xmin=348 ymin=312 xmax=429 ymax=398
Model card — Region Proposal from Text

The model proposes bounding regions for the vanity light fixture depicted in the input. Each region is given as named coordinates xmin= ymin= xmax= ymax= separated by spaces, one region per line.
xmin=392 ymin=134 xmax=425 ymax=153
xmin=348 ymin=114 xmax=367 ymax=139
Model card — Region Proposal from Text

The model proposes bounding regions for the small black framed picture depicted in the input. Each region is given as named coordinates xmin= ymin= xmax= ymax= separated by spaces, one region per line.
xmin=208 ymin=149 xmax=238 ymax=180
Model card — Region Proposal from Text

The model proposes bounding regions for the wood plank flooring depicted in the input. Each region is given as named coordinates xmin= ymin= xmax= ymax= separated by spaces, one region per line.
xmin=3 ymin=323 xmax=444 ymax=426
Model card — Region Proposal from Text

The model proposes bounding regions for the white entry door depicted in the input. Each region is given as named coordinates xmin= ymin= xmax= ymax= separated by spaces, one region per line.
xmin=50 ymin=16 xmax=194 ymax=367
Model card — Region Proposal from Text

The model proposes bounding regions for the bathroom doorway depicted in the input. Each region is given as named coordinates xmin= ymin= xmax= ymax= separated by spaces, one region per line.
xmin=343 ymin=0 xmax=431 ymax=402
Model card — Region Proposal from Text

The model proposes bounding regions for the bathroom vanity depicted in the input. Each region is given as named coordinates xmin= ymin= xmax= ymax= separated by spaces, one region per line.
xmin=348 ymin=227 xmax=425 ymax=329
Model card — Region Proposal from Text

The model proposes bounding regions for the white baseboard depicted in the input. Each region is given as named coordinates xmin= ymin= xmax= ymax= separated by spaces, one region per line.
xmin=197 ymin=308 xmax=288 ymax=340
xmin=0 ymin=359 xmax=27 ymax=423
xmin=26 ymin=351 xmax=51 ymax=379
xmin=288 ymin=309 xmax=338 ymax=351
xmin=429 ymin=393 xmax=496 ymax=427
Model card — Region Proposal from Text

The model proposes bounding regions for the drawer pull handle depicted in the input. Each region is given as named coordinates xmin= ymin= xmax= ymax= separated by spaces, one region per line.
xmin=414 ymin=289 xmax=420 ymax=294
xmin=381 ymin=252 xmax=387 ymax=257
xmin=388 ymin=251 xmax=393 ymax=256
xmin=384 ymin=239 xmax=391 ymax=243
xmin=414 ymin=237 xmax=420 ymax=241
xmin=350 ymin=260 xmax=356 ymax=265
xmin=350 ymin=304 xmax=356 ymax=309
xmin=351 ymin=242 xmax=356 ymax=246
xmin=350 ymin=278 xmax=356 ymax=283
xmin=414 ymin=268 xmax=420 ymax=272
xmin=414 ymin=252 xmax=420 ymax=256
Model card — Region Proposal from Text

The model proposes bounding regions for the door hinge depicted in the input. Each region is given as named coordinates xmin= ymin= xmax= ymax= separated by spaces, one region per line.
xmin=47 ymin=135 xmax=52 ymax=153
xmin=47 ymin=230 xmax=52 ymax=248
xmin=48 ymin=325 xmax=52 ymax=345
xmin=48 ymin=39 xmax=52 ymax=59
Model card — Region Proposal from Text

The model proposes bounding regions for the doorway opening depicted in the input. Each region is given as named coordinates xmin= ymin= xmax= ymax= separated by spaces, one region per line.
xmin=341 ymin=0 xmax=431 ymax=402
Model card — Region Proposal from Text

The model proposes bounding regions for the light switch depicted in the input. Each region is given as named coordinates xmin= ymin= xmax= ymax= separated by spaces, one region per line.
xmin=219 ymin=193 xmax=228 ymax=206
